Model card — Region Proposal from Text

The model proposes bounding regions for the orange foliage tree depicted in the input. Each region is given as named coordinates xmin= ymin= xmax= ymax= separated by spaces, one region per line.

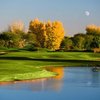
xmin=45 ymin=21 xmax=64 ymax=50
xmin=29 ymin=19 xmax=65 ymax=50
xmin=9 ymin=21 xmax=25 ymax=48
xmin=86 ymin=24 xmax=100 ymax=35
xmin=29 ymin=18 xmax=47 ymax=48
xmin=9 ymin=21 xmax=24 ymax=33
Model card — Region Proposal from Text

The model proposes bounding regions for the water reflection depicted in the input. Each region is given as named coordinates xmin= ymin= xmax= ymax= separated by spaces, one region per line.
xmin=44 ymin=66 xmax=64 ymax=91
xmin=0 ymin=67 xmax=100 ymax=92
xmin=45 ymin=66 xmax=64 ymax=80
xmin=0 ymin=67 xmax=64 ymax=91
xmin=63 ymin=67 xmax=100 ymax=88
xmin=90 ymin=70 xmax=100 ymax=87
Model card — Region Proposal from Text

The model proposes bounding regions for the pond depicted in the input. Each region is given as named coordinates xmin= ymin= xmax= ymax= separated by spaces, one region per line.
xmin=0 ymin=67 xmax=100 ymax=100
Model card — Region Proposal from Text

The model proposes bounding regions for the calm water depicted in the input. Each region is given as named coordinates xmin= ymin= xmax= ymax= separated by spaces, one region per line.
xmin=0 ymin=67 xmax=100 ymax=100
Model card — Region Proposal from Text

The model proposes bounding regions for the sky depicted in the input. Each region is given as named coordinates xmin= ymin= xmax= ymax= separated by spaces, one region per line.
xmin=0 ymin=0 xmax=100 ymax=36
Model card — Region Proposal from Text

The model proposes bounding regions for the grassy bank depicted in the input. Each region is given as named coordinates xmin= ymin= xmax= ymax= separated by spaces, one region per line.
xmin=0 ymin=50 xmax=100 ymax=82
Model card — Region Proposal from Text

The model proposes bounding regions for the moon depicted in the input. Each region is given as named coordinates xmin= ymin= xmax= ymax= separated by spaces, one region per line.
xmin=85 ymin=11 xmax=90 ymax=16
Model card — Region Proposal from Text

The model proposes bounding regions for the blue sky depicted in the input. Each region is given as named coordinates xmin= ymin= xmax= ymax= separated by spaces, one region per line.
xmin=0 ymin=0 xmax=100 ymax=36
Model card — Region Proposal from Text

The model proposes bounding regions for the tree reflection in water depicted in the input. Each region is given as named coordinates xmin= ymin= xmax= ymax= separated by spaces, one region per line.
xmin=0 ymin=66 xmax=64 ymax=92
xmin=44 ymin=66 xmax=64 ymax=91
xmin=90 ymin=71 xmax=100 ymax=87
xmin=46 ymin=66 xmax=64 ymax=80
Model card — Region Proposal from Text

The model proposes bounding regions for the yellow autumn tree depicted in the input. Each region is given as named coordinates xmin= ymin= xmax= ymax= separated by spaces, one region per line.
xmin=86 ymin=24 xmax=100 ymax=35
xmin=29 ymin=18 xmax=47 ymax=47
xmin=29 ymin=19 xmax=65 ymax=50
xmin=9 ymin=21 xmax=24 ymax=33
xmin=45 ymin=21 xmax=64 ymax=50
xmin=45 ymin=21 xmax=53 ymax=49
xmin=9 ymin=21 xmax=25 ymax=48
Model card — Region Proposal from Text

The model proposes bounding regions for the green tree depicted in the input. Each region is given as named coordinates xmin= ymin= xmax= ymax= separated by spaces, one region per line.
xmin=85 ymin=25 xmax=100 ymax=49
xmin=0 ymin=32 xmax=20 ymax=48
xmin=84 ymin=35 xmax=94 ymax=50
xmin=60 ymin=37 xmax=73 ymax=50
xmin=90 ymin=35 xmax=100 ymax=48
xmin=73 ymin=34 xmax=85 ymax=50
xmin=0 ymin=31 xmax=26 ymax=48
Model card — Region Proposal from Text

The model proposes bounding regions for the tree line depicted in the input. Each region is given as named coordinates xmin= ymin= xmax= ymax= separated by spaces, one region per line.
xmin=61 ymin=24 xmax=100 ymax=52
xmin=0 ymin=19 xmax=100 ymax=52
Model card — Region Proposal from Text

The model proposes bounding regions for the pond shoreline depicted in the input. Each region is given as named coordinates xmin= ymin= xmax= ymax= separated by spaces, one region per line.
xmin=0 ymin=51 xmax=100 ymax=82
xmin=0 ymin=77 xmax=51 ymax=86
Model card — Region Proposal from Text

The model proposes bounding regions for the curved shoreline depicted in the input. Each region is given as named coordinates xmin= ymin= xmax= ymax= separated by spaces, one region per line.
xmin=0 ymin=70 xmax=57 ymax=82
xmin=0 ymin=77 xmax=52 ymax=86
xmin=0 ymin=51 xmax=100 ymax=82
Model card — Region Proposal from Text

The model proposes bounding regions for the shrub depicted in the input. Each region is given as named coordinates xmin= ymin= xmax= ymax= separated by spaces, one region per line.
xmin=93 ymin=48 xmax=100 ymax=53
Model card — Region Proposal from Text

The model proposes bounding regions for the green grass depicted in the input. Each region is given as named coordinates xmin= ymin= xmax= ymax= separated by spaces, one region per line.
xmin=0 ymin=50 xmax=100 ymax=82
